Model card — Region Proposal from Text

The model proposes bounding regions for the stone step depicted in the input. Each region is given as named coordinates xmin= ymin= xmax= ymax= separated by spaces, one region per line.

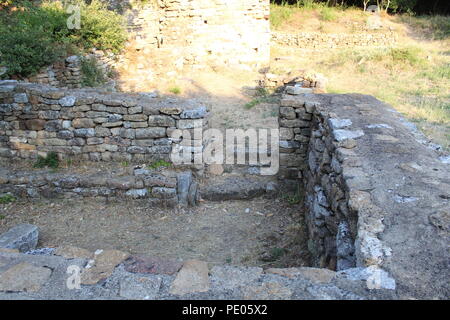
xmin=199 ymin=176 xmax=279 ymax=201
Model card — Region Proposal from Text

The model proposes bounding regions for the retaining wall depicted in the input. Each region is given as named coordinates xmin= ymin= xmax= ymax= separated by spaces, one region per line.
xmin=278 ymin=89 xmax=449 ymax=301
xmin=0 ymin=80 xmax=208 ymax=164
xmin=272 ymin=31 xmax=397 ymax=49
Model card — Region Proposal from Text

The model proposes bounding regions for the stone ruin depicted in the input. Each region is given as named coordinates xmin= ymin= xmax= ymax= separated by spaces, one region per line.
xmin=0 ymin=78 xmax=448 ymax=299
xmin=0 ymin=0 xmax=448 ymax=300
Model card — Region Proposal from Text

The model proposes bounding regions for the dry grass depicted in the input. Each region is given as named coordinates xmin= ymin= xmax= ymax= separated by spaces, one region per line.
xmin=270 ymin=5 xmax=450 ymax=150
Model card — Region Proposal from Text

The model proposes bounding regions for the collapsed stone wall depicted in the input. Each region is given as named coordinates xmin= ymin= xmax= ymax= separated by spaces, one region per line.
xmin=272 ymin=31 xmax=397 ymax=49
xmin=22 ymin=56 xmax=83 ymax=89
xmin=22 ymin=51 xmax=116 ymax=90
xmin=0 ymin=80 xmax=208 ymax=164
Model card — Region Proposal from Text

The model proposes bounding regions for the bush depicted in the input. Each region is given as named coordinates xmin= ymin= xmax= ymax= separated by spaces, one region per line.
xmin=34 ymin=151 xmax=59 ymax=169
xmin=80 ymin=56 xmax=106 ymax=87
xmin=0 ymin=2 xmax=68 ymax=77
xmin=0 ymin=0 xmax=127 ymax=78
xmin=72 ymin=0 xmax=127 ymax=54
xmin=320 ymin=6 xmax=338 ymax=21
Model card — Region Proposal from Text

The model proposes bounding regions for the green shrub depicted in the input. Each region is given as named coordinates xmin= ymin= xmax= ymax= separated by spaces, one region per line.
xmin=148 ymin=160 xmax=172 ymax=170
xmin=169 ymin=86 xmax=181 ymax=95
xmin=320 ymin=6 xmax=338 ymax=22
xmin=0 ymin=3 xmax=68 ymax=77
xmin=0 ymin=0 xmax=127 ymax=79
xmin=0 ymin=194 xmax=16 ymax=204
xmin=81 ymin=56 xmax=106 ymax=87
xmin=34 ymin=151 xmax=59 ymax=169
xmin=270 ymin=2 xmax=295 ymax=29
xmin=389 ymin=47 xmax=424 ymax=66
xmin=67 ymin=0 xmax=127 ymax=54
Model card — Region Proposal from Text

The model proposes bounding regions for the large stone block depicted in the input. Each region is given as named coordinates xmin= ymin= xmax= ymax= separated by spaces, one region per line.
xmin=136 ymin=127 xmax=166 ymax=139
xmin=0 ymin=224 xmax=39 ymax=252
xmin=148 ymin=115 xmax=176 ymax=127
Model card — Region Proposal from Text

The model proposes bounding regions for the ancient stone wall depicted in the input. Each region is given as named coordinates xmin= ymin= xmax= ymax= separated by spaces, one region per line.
xmin=120 ymin=0 xmax=271 ymax=70
xmin=23 ymin=56 xmax=83 ymax=89
xmin=272 ymin=31 xmax=397 ymax=49
xmin=23 ymin=51 xmax=115 ymax=90
xmin=278 ymin=88 xmax=449 ymax=279
xmin=0 ymin=80 xmax=208 ymax=164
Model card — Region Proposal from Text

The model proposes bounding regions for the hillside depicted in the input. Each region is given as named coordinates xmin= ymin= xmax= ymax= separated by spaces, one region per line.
xmin=269 ymin=5 xmax=449 ymax=150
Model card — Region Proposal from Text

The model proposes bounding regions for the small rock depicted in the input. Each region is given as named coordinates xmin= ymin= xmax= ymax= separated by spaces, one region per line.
xmin=210 ymin=266 xmax=263 ymax=290
xmin=0 ymin=262 xmax=52 ymax=292
xmin=124 ymin=255 xmax=182 ymax=275
xmin=119 ymin=274 xmax=162 ymax=300
xmin=0 ymin=224 xmax=39 ymax=252
xmin=81 ymin=250 xmax=130 ymax=285
xmin=54 ymin=246 xmax=92 ymax=260
xmin=180 ymin=106 xmax=208 ymax=119
xmin=333 ymin=129 xmax=364 ymax=142
xmin=59 ymin=96 xmax=77 ymax=107
xmin=169 ymin=260 xmax=210 ymax=296
xmin=266 ymin=267 xmax=336 ymax=283
xmin=242 ymin=282 xmax=292 ymax=300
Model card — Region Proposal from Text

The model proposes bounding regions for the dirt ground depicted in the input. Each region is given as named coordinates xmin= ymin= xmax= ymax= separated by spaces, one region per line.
xmin=0 ymin=196 xmax=310 ymax=268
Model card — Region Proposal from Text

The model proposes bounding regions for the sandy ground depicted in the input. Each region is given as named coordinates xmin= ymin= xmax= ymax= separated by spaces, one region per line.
xmin=0 ymin=197 xmax=310 ymax=268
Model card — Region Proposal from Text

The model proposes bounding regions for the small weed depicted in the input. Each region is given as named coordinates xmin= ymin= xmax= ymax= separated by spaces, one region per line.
xmin=148 ymin=159 xmax=172 ymax=170
xmin=121 ymin=161 xmax=129 ymax=167
xmin=282 ymin=185 xmax=302 ymax=205
xmin=244 ymin=87 xmax=275 ymax=109
xmin=225 ymin=257 xmax=232 ymax=264
xmin=244 ymin=98 xmax=264 ymax=109
xmin=0 ymin=214 xmax=5 ymax=220
xmin=0 ymin=194 xmax=16 ymax=204
xmin=81 ymin=57 xmax=106 ymax=87
xmin=270 ymin=247 xmax=287 ymax=260
xmin=34 ymin=152 xmax=59 ymax=169
xmin=169 ymin=86 xmax=181 ymax=95
xmin=320 ymin=6 xmax=338 ymax=22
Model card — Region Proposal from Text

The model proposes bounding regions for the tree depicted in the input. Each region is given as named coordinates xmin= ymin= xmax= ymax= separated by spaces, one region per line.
xmin=362 ymin=0 xmax=371 ymax=11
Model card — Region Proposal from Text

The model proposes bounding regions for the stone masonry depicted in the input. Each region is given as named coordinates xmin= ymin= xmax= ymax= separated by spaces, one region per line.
xmin=0 ymin=80 xmax=208 ymax=164
xmin=121 ymin=0 xmax=271 ymax=68
xmin=278 ymin=90 xmax=449 ymax=299
xmin=272 ymin=31 xmax=397 ymax=49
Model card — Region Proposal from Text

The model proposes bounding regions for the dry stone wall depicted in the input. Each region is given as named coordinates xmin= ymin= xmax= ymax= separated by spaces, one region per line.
xmin=23 ymin=56 xmax=83 ymax=89
xmin=0 ymin=80 xmax=208 ymax=164
xmin=119 ymin=0 xmax=270 ymax=70
xmin=278 ymin=89 xmax=450 ymax=300
xmin=272 ymin=31 xmax=397 ymax=49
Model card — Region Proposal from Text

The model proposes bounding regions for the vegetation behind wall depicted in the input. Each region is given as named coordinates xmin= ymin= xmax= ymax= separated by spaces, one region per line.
xmin=0 ymin=0 xmax=127 ymax=79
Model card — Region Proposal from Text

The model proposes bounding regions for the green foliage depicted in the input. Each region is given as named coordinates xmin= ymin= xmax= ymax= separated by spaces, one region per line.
xmin=169 ymin=86 xmax=181 ymax=95
xmin=148 ymin=159 xmax=172 ymax=170
xmin=389 ymin=47 xmax=424 ymax=65
xmin=0 ymin=194 xmax=16 ymax=204
xmin=244 ymin=87 xmax=274 ymax=109
xmin=71 ymin=0 xmax=127 ymax=54
xmin=0 ymin=0 xmax=126 ymax=78
xmin=81 ymin=56 xmax=106 ymax=87
xmin=0 ymin=2 xmax=67 ymax=77
xmin=270 ymin=2 xmax=295 ymax=29
xmin=33 ymin=151 xmax=59 ymax=169
xmin=320 ymin=6 xmax=338 ymax=21
xmin=399 ymin=14 xmax=450 ymax=40
xmin=269 ymin=247 xmax=287 ymax=260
